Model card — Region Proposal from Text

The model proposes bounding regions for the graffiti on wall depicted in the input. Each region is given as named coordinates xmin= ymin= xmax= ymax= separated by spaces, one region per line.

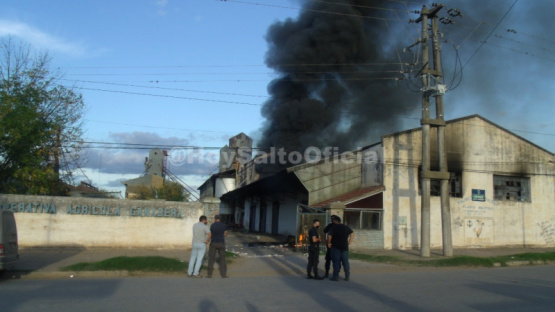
xmin=464 ymin=218 xmax=493 ymax=245
xmin=536 ymin=221 xmax=555 ymax=244
xmin=461 ymin=205 xmax=494 ymax=218
xmin=453 ymin=216 xmax=464 ymax=228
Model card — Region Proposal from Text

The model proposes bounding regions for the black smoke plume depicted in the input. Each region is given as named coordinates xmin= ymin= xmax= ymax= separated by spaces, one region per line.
xmin=258 ymin=0 xmax=418 ymax=153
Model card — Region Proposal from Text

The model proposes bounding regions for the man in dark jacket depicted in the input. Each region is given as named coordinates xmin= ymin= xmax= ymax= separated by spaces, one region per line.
xmin=327 ymin=216 xmax=354 ymax=281
xmin=322 ymin=215 xmax=339 ymax=278
xmin=306 ymin=219 xmax=323 ymax=280
xmin=207 ymin=215 xmax=228 ymax=278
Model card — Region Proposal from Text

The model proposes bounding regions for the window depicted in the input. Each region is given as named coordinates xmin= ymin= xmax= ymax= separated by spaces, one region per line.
xmin=344 ymin=209 xmax=382 ymax=230
xmin=419 ymin=171 xmax=463 ymax=198
xmin=494 ymin=175 xmax=531 ymax=202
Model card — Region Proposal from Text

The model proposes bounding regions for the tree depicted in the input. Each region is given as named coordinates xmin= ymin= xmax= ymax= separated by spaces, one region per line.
xmin=132 ymin=181 xmax=190 ymax=202
xmin=159 ymin=181 xmax=190 ymax=202
xmin=0 ymin=38 xmax=85 ymax=195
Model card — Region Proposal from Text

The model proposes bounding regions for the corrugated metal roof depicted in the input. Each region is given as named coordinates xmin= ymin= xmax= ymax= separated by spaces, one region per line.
xmin=312 ymin=185 xmax=385 ymax=208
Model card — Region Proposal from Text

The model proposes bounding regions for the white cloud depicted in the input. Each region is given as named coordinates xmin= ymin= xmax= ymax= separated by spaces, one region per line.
xmin=0 ymin=19 xmax=90 ymax=57
xmin=81 ymin=131 xmax=217 ymax=176
xmin=156 ymin=0 xmax=168 ymax=16
xmin=80 ymin=168 xmax=205 ymax=200
xmin=156 ymin=0 xmax=168 ymax=7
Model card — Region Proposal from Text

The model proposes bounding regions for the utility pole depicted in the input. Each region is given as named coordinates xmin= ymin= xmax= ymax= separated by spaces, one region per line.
xmin=411 ymin=4 xmax=452 ymax=257
xmin=432 ymin=9 xmax=453 ymax=257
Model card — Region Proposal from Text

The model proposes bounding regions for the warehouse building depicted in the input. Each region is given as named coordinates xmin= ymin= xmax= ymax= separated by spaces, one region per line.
xmin=213 ymin=115 xmax=555 ymax=249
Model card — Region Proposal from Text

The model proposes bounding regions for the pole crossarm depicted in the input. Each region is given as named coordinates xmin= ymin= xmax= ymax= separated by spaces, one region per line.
xmin=414 ymin=4 xmax=445 ymax=23
xmin=420 ymin=118 xmax=446 ymax=127
xmin=421 ymin=171 xmax=450 ymax=180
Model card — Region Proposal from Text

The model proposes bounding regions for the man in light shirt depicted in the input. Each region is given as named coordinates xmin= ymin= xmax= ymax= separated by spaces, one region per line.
xmin=188 ymin=215 xmax=211 ymax=278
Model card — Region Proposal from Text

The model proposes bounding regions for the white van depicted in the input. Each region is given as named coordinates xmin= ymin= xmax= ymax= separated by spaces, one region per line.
xmin=0 ymin=210 xmax=18 ymax=271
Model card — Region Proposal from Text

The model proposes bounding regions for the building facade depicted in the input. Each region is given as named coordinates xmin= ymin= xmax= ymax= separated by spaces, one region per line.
xmin=211 ymin=115 xmax=555 ymax=249
xmin=379 ymin=115 xmax=555 ymax=249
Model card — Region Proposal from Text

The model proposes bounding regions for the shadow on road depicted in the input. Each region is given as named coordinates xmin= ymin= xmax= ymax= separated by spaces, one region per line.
xmin=225 ymin=231 xmax=424 ymax=312
xmin=0 ymin=246 xmax=87 ymax=281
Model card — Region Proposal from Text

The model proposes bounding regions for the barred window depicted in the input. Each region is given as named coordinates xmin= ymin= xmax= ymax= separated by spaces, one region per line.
xmin=344 ymin=209 xmax=382 ymax=230
xmin=494 ymin=175 xmax=531 ymax=202
xmin=419 ymin=171 xmax=462 ymax=198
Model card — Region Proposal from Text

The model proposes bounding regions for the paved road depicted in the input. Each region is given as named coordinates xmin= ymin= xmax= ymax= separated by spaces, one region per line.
xmin=2 ymin=265 xmax=555 ymax=312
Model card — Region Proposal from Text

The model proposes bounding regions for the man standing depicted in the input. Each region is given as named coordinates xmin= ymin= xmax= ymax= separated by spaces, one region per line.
xmin=207 ymin=215 xmax=228 ymax=278
xmin=188 ymin=215 xmax=210 ymax=278
xmin=306 ymin=219 xmax=323 ymax=280
xmin=323 ymin=215 xmax=338 ymax=278
xmin=327 ymin=216 xmax=355 ymax=281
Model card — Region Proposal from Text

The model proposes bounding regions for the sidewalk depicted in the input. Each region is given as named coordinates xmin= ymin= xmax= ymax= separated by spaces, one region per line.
xmin=2 ymin=232 xmax=555 ymax=280
xmin=354 ymin=246 xmax=555 ymax=261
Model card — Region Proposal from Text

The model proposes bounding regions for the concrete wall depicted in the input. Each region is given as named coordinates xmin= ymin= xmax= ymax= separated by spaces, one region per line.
xmin=351 ymin=229 xmax=384 ymax=250
xmin=382 ymin=116 xmax=555 ymax=249
xmin=0 ymin=194 xmax=207 ymax=248
xmin=278 ymin=197 xmax=298 ymax=237
xmin=362 ymin=145 xmax=383 ymax=188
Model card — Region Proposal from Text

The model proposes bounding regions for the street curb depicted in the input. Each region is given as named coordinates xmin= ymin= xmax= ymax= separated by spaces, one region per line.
xmin=494 ymin=260 xmax=555 ymax=267
xmin=1 ymin=270 xmax=195 ymax=280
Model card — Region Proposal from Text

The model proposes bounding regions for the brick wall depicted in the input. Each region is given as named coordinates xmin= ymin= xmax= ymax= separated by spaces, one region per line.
xmin=351 ymin=229 xmax=384 ymax=250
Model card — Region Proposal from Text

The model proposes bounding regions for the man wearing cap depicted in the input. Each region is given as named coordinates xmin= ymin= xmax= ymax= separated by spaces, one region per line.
xmin=306 ymin=219 xmax=324 ymax=280
xmin=323 ymin=215 xmax=339 ymax=278
xmin=207 ymin=215 xmax=228 ymax=278
xmin=188 ymin=215 xmax=210 ymax=278
xmin=327 ymin=216 xmax=355 ymax=281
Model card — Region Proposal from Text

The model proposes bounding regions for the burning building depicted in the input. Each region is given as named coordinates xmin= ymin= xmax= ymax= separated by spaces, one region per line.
xmin=219 ymin=115 xmax=555 ymax=249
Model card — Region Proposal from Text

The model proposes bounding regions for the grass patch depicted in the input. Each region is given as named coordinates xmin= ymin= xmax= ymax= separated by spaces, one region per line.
xmin=425 ymin=256 xmax=495 ymax=267
xmin=350 ymin=252 xmax=555 ymax=268
xmin=226 ymin=251 xmax=239 ymax=258
xmin=497 ymin=252 xmax=555 ymax=263
xmin=61 ymin=256 xmax=187 ymax=272
xmin=61 ymin=253 xmax=238 ymax=272
xmin=350 ymin=253 xmax=403 ymax=264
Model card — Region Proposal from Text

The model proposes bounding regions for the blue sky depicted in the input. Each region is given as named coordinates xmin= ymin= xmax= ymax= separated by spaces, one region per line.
xmin=1 ymin=0 xmax=554 ymax=197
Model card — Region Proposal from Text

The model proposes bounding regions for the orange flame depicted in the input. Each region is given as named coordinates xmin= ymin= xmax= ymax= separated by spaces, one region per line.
xmin=296 ymin=234 xmax=305 ymax=247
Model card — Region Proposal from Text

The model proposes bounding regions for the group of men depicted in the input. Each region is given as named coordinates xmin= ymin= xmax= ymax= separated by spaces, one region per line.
xmin=187 ymin=213 xmax=354 ymax=281
xmin=307 ymin=215 xmax=354 ymax=281
xmin=187 ymin=214 xmax=228 ymax=278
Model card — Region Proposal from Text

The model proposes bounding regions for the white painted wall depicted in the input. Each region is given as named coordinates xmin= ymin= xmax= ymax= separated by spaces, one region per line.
xmin=381 ymin=116 xmax=555 ymax=249
xmin=0 ymin=194 xmax=203 ymax=248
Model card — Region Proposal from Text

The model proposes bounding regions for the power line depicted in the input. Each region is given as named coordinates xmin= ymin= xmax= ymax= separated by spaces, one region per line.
xmin=465 ymin=38 xmax=555 ymax=63
xmin=461 ymin=0 xmax=518 ymax=70
xmin=451 ymin=22 xmax=555 ymax=59
xmin=78 ymin=85 xmax=420 ymax=114
xmin=505 ymin=28 xmax=555 ymax=46
xmin=78 ymin=87 xmax=262 ymax=106
xmin=64 ymin=69 xmax=407 ymax=78
xmin=60 ymin=62 xmax=409 ymax=72
xmin=221 ymin=0 xmax=395 ymax=22
xmin=74 ymin=119 xmax=555 ymax=152
xmin=493 ymin=34 xmax=555 ymax=55
xmin=306 ymin=0 xmax=410 ymax=13
xmin=85 ymin=119 xmax=234 ymax=134
xmin=63 ymin=79 xmax=269 ymax=99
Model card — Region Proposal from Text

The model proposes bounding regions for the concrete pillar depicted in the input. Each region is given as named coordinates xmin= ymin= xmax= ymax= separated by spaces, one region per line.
xmin=328 ymin=201 xmax=346 ymax=221
xmin=201 ymin=197 xmax=221 ymax=224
